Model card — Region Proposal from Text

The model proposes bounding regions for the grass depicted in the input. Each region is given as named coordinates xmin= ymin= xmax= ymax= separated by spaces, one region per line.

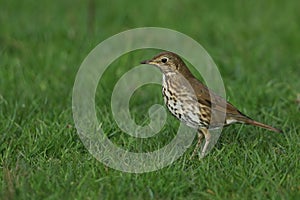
xmin=1 ymin=0 xmax=300 ymax=199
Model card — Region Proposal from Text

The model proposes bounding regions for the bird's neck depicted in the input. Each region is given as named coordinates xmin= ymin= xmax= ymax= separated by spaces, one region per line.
xmin=162 ymin=72 xmax=177 ymax=84
xmin=162 ymin=72 xmax=193 ymax=91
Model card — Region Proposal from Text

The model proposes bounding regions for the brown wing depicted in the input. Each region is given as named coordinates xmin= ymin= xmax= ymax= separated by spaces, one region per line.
xmin=188 ymin=77 xmax=251 ymax=126
xmin=188 ymin=77 xmax=282 ymax=132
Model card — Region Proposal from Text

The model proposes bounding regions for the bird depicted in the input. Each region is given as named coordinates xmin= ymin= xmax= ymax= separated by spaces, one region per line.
xmin=140 ymin=51 xmax=282 ymax=158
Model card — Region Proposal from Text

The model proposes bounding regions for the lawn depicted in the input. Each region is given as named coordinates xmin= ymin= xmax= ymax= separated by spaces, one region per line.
xmin=1 ymin=0 xmax=300 ymax=199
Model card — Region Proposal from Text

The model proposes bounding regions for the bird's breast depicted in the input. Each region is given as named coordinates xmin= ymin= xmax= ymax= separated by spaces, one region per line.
xmin=162 ymin=78 xmax=208 ymax=128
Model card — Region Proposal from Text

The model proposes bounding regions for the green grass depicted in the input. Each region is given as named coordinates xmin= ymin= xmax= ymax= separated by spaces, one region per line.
xmin=1 ymin=0 xmax=300 ymax=199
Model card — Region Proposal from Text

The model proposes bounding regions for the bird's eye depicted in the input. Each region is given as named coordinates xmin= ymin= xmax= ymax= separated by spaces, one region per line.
xmin=161 ymin=58 xmax=168 ymax=63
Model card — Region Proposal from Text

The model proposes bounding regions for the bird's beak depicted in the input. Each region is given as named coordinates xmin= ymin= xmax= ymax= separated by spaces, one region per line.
xmin=140 ymin=59 xmax=150 ymax=64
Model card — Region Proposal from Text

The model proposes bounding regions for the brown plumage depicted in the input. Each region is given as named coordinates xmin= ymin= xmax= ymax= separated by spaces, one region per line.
xmin=141 ymin=51 xmax=282 ymax=158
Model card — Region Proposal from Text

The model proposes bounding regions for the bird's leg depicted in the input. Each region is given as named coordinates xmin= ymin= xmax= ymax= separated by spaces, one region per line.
xmin=190 ymin=129 xmax=204 ymax=159
xmin=200 ymin=128 xmax=211 ymax=158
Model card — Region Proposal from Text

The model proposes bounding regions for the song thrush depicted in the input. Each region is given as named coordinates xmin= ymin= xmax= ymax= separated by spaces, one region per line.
xmin=141 ymin=51 xmax=282 ymax=158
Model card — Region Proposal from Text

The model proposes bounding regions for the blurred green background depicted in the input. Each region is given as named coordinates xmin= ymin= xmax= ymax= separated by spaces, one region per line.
xmin=1 ymin=0 xmax=299 ymax=199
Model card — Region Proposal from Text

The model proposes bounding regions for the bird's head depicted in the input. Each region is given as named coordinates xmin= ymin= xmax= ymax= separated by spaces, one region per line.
xmin=141 ymin=51 xmax=192 ymax=76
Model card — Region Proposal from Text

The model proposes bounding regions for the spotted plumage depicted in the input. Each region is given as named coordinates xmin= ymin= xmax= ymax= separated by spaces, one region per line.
xmin=141 ymin=51 xmax=282 ymax=158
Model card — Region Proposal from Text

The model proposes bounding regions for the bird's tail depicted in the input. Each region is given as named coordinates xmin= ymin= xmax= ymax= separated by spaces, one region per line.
xmin=244 ymin=119 xmax=283 ymax=133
